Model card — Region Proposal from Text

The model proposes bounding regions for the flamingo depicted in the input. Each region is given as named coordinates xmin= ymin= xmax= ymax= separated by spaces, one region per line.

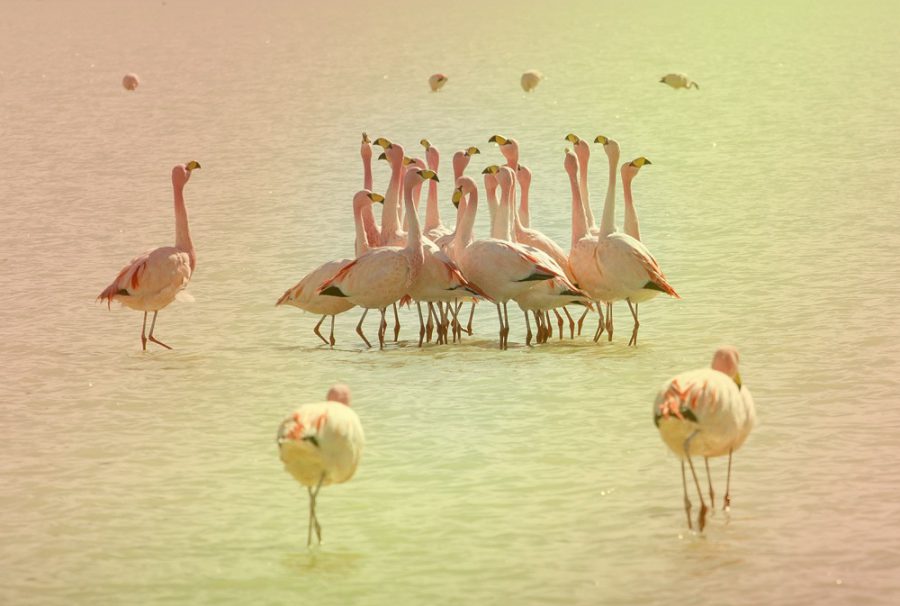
xmin=622 ymin=157 xmax=648 ymax=241
xmin=660 ymin=73 xmax=699 ymax=90
xmin=98 ymin=161 xmax=201 ymax=351
xmin=276 ymin=191 xmax=384 ymax=346
xmin=428 ymin=73 xmax=448 ymax=92
xmin=564 ymin=134 xmax=598 ymax=234
xmin=372 ymin=137 xmax=408 ymax=340
xmin=435 ymin=146 xmax=480 ymax=254
xmin=277 ymin=384 xmax=365 ymax=546
xmin=452 ymin=176 xmax=570 ymax=349
xmin=520 ymin=69 xmax=543 ymax=92
xmin=317 ymin=169 xmax=438 ymax=349
xmin=653 ymin=347 xmax=755 ymax=531
xmin=359 ymin=133 xmax=381 ymax=251
xmin=122 ymin=73 xmax=139 ymax=91
xmin=420 ymin=139 xmax=451 ymax=243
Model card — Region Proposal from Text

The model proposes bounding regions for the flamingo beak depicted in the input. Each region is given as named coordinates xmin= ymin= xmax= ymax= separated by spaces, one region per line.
xmin=419 ymin=169 xmax=439 ymax=182
xmin=420 ymin=138 xmax=431 ymax=149
xmin=488 ymin=135 xmax=507 ymax=145
xmin=452 ymin=188 xmax=462 ymax=207
xmin=466 ymin=146 xmax=480 ymax=156
xmin=565 ymin=133 xmax=579 ymax=144
xmin=594 ymin=135 xmax=609 ymax=145
xmin=368 ymin=193 xmax=385 ymax=204
xmin=377 ymin=152 xmax=387 ymax=161
xmin=481 ymin=165 xmax=500 ymax=174
xmin=185 ymin=160 xmax=201 ymax=171
xmin=373 ymin=137 xmax=392 ymax=149
xmin=733 ymin=372 xmax=742 ymax=389
xmin=362 ymin=132 xmax=371 ymax=144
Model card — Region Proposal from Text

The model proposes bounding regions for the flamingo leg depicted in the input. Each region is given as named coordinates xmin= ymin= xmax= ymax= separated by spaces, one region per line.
xmin=140 ymin=311 xmax=148 ymax=351
xmin=312 ymin=315 xmax=329 ymax=345
xmin=724 ymin=449 xmax=733 ymax=511
xmin=329 ymin=315 xmax=336 ymax=347
xmin=392 ymin=303 xmax=400 ymax=341
xmin=524 ymin=311 xmax=533 ymax=346
xmin=147 ymin=311 xmax=172 ymax=349
xmin=606 ymin=302 xmax=614 ymax=342
xmin=576 ymin=308 xmax=589 ymax=336
xmin=450 ymin=302 xmax=460 ymax=343
xmin=553 ymin=309 xmax=563 ymax=340
xmin=704 ymin=457 xmax=715 ymax=511
xmin=536 ymin=310 xmax=545 ymax=343
xmin=416 ymin=302 xmax=426 ymax=347
xmin=425 ymin=303 xmax=435 ymax=343
xmin=684 ymin=431 xmax=707 ymax=532
xmin=563 ymin=307 xmax=575 ymax=339
xmin=378 ymin=308 xmax=387 ymax=349
xmin=681 ymin=460 xmax=692 ymax=530
xmin=502 ymin=302 xmax=510 ymax=350
xmin=495 ymin=304 xmax=504 ymax=349
xmin=355 ymin=308 xmax=372 ymax=348
xmin=627 ymin=299 xmax=640 ymax=347
xmin=307 ymin=473 xmax=325 ymax=546
xmin=593 ymin=303 xmax=605 ymax=342
xmin=466 ymin=302 xmax=476 ymax=335
xmin=440 ymin=303 xmax=450 ymax=344
xmin=544 ymin=311 xmax=552 ymax=341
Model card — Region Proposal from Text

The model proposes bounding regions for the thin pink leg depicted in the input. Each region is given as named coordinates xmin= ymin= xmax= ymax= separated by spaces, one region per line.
xmin=147 ymin=311 xmax=172 ymax=349
xmin=312 ymin=315 xmax=329 ymax=345
xmin=140 ymin=311 xmax=148 ymax=351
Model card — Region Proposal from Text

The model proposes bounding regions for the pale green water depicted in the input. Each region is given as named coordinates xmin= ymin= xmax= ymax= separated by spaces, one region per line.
xmin=2 ymin=0 xmax=900 ymax=604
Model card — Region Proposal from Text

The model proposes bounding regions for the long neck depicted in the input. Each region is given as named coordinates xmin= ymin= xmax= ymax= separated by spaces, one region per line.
xmin=569 ymin=168 xmax=589 ymax=248
xmin=492 ymin=182 xmax=511 ymax=241
xmin=403 ymin=179 xmax=425 ymax=285
xmin=598 ymin=151 xmax=618 ymax=237
xmin=518 ymin=177 xmax=531 ymax=228
xmin=622 ymin=173 xmax=641 ymax=241
xmin=403 ymin=178 xmax=423 ymax=232
xmin=381 ymin=160 xmax=402 ymax=243
xmin=174 ymin=183 xmax=195 ymax=269
xmin=425 ymin=159 xmax=441 ymax=230
xmin=457 ymin=188 xmax=478 ymax=249
xmin=512 ymin=185 xmax=527 ymax=243
xmin=362 ymin=154 xmax=373 ymax=191
xmin=578 ymin=150 xmax=595 ymax=228
xmin=353 ymin=201 xmax=371 ymax=256
xmin=485 ymin=181 xmax=499 ymax=231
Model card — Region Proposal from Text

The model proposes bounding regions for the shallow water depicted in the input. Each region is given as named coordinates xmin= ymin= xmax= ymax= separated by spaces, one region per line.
xmin=2 ymin=0 xmax=900 ymax=604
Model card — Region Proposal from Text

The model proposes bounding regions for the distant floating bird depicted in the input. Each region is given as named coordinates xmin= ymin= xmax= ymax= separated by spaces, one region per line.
xmin=653 ymin=347 xmax=756 ymax=532
xmin=428 ymin=73 xmax=448 ymax=92
xmin=98 ymin=161 xmax=201 ymax=350
xmin=520 ymin=69 xmax=543 ymax=92
xmin=122 ymin=73 xmax=140 ymax=91
xmin=659 ymin=73 xmax=699 ymax=90
xmin=277 ymin=384 xmax=365 ymax=547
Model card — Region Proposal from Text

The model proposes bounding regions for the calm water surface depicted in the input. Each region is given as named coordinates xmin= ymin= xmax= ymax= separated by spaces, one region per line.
xmin=2 ymin=1 xmax=900 ymax=604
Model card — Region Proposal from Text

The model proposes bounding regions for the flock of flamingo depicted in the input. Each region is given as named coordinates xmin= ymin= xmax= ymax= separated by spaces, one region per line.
xmin=99 ymin=71 xmax=753 ymax=541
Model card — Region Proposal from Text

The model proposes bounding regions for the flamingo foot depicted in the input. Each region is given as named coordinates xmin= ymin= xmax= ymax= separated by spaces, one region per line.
xmin=698 ymin=502 xmax=708 ymax=532
xmin=148 ymin=335 xmax=172 ymax=350
xmin=723 ymin=494 xmax=731 ymax=511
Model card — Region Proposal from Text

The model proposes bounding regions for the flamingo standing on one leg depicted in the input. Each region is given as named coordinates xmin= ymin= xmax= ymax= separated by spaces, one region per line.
xmin=277 ymin=191 xmax=385 ymax=346
xmin=277 ymin=384 xmax=365 ymax=547
xmin=98 ymin=161 xmax=201 ymax=351
xmin=317 ymin=169 xmax=438 ymax=349
xmin=653 ymin=347 xmax=755 ymax=532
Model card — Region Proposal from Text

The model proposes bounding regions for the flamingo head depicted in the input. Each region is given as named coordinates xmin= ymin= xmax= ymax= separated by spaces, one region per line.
xmin=453 ymin=176 xmax=477 ymax=208
xmin=326 ymin=384 xmax=352 ymax=406
xmin=482 ymin=165 xmax=500 ymax=193
xmin=621 ymin=156 xmax=651 ymax=181
xmin=516 ymin=164 xmax=532 ymax=189
xmin=711 ymin=347 xmax=742 ymax=388
xmin=452 ymin=151 xmax=468 ymax=180
xmin=172 ymin=161 xmax=200 ymax=187
xmin=353 ymin=190 xmax=385 ymax=211
xmin=600 ymin=137 xmax=621 ymax=161
xmin=360 ymin=132 xmax=372 ymax=161
xmin=423 ymin=143 xmax=439 ymax=171
xmin=489 ymin=135 xmax=519 ymax=165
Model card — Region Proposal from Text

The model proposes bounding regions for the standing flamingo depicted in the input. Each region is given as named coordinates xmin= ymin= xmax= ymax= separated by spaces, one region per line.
xmin=317 ymin=169 xmax=438 ymax=349
xmin=420 ymin=139 xmax=451 ymax=242
xmin=654 ymin=347 xmax=755 ymax=531
xmin=277 ymin=384 xmax=365 ymax=546
xmin=452 ymin=176 xmax=568 ymax=349
xmin=276 ymin=191 xmax=384 ymax=346
xmin=98 ymin=161 xmax=201 ymax=351
xmin=565 ymin=134 xmax=598 ymax=234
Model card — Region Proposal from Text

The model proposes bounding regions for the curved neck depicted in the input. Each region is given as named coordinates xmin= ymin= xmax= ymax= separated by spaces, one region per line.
xmin=518 ymin=177 xmax=531 ymax=228
xmin=173 ymin=183 xmax=195 ymax=269
xmin=578 ymin=151 xmax=595 ymax=228
xmin=353 ymin=200 xmax=372 ymax=256
xmin=484 ymin=179 xmax=499 ymax=229
xmin=381 ymin=159 xmax=403 ymax=244
xmin=622 ymin=173 xmax=641 ymax=241
xmin=492 ymin=181 xmax=512 ymax=241
xmin=598 ymin=151 xmax=618 ymax=237
xmin=569 ymin=168 xmax=589 ymax=248
xmin=403 ymin=179 xmax=423 ymax=253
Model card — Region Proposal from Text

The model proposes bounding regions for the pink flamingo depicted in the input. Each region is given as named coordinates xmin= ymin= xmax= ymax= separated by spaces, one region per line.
xmin=317 ymin=169 xmax=438 ymax=349
xmin=122 ymin=73 xmax=139 ymax=91
xmin=277 ymin=384 xmax=365 ymax=546
xmin=359 ymin=133 xmax=382 ymax=249
xmin=98 ymin=161 xmax=200 ymax=351
xmin=452 ymin=176 xmax=570 ymax=349
xmin=654 ymin=347 xmax=755 ymax=532
xmin=276 ymin=191 xmax=385 ymax=346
